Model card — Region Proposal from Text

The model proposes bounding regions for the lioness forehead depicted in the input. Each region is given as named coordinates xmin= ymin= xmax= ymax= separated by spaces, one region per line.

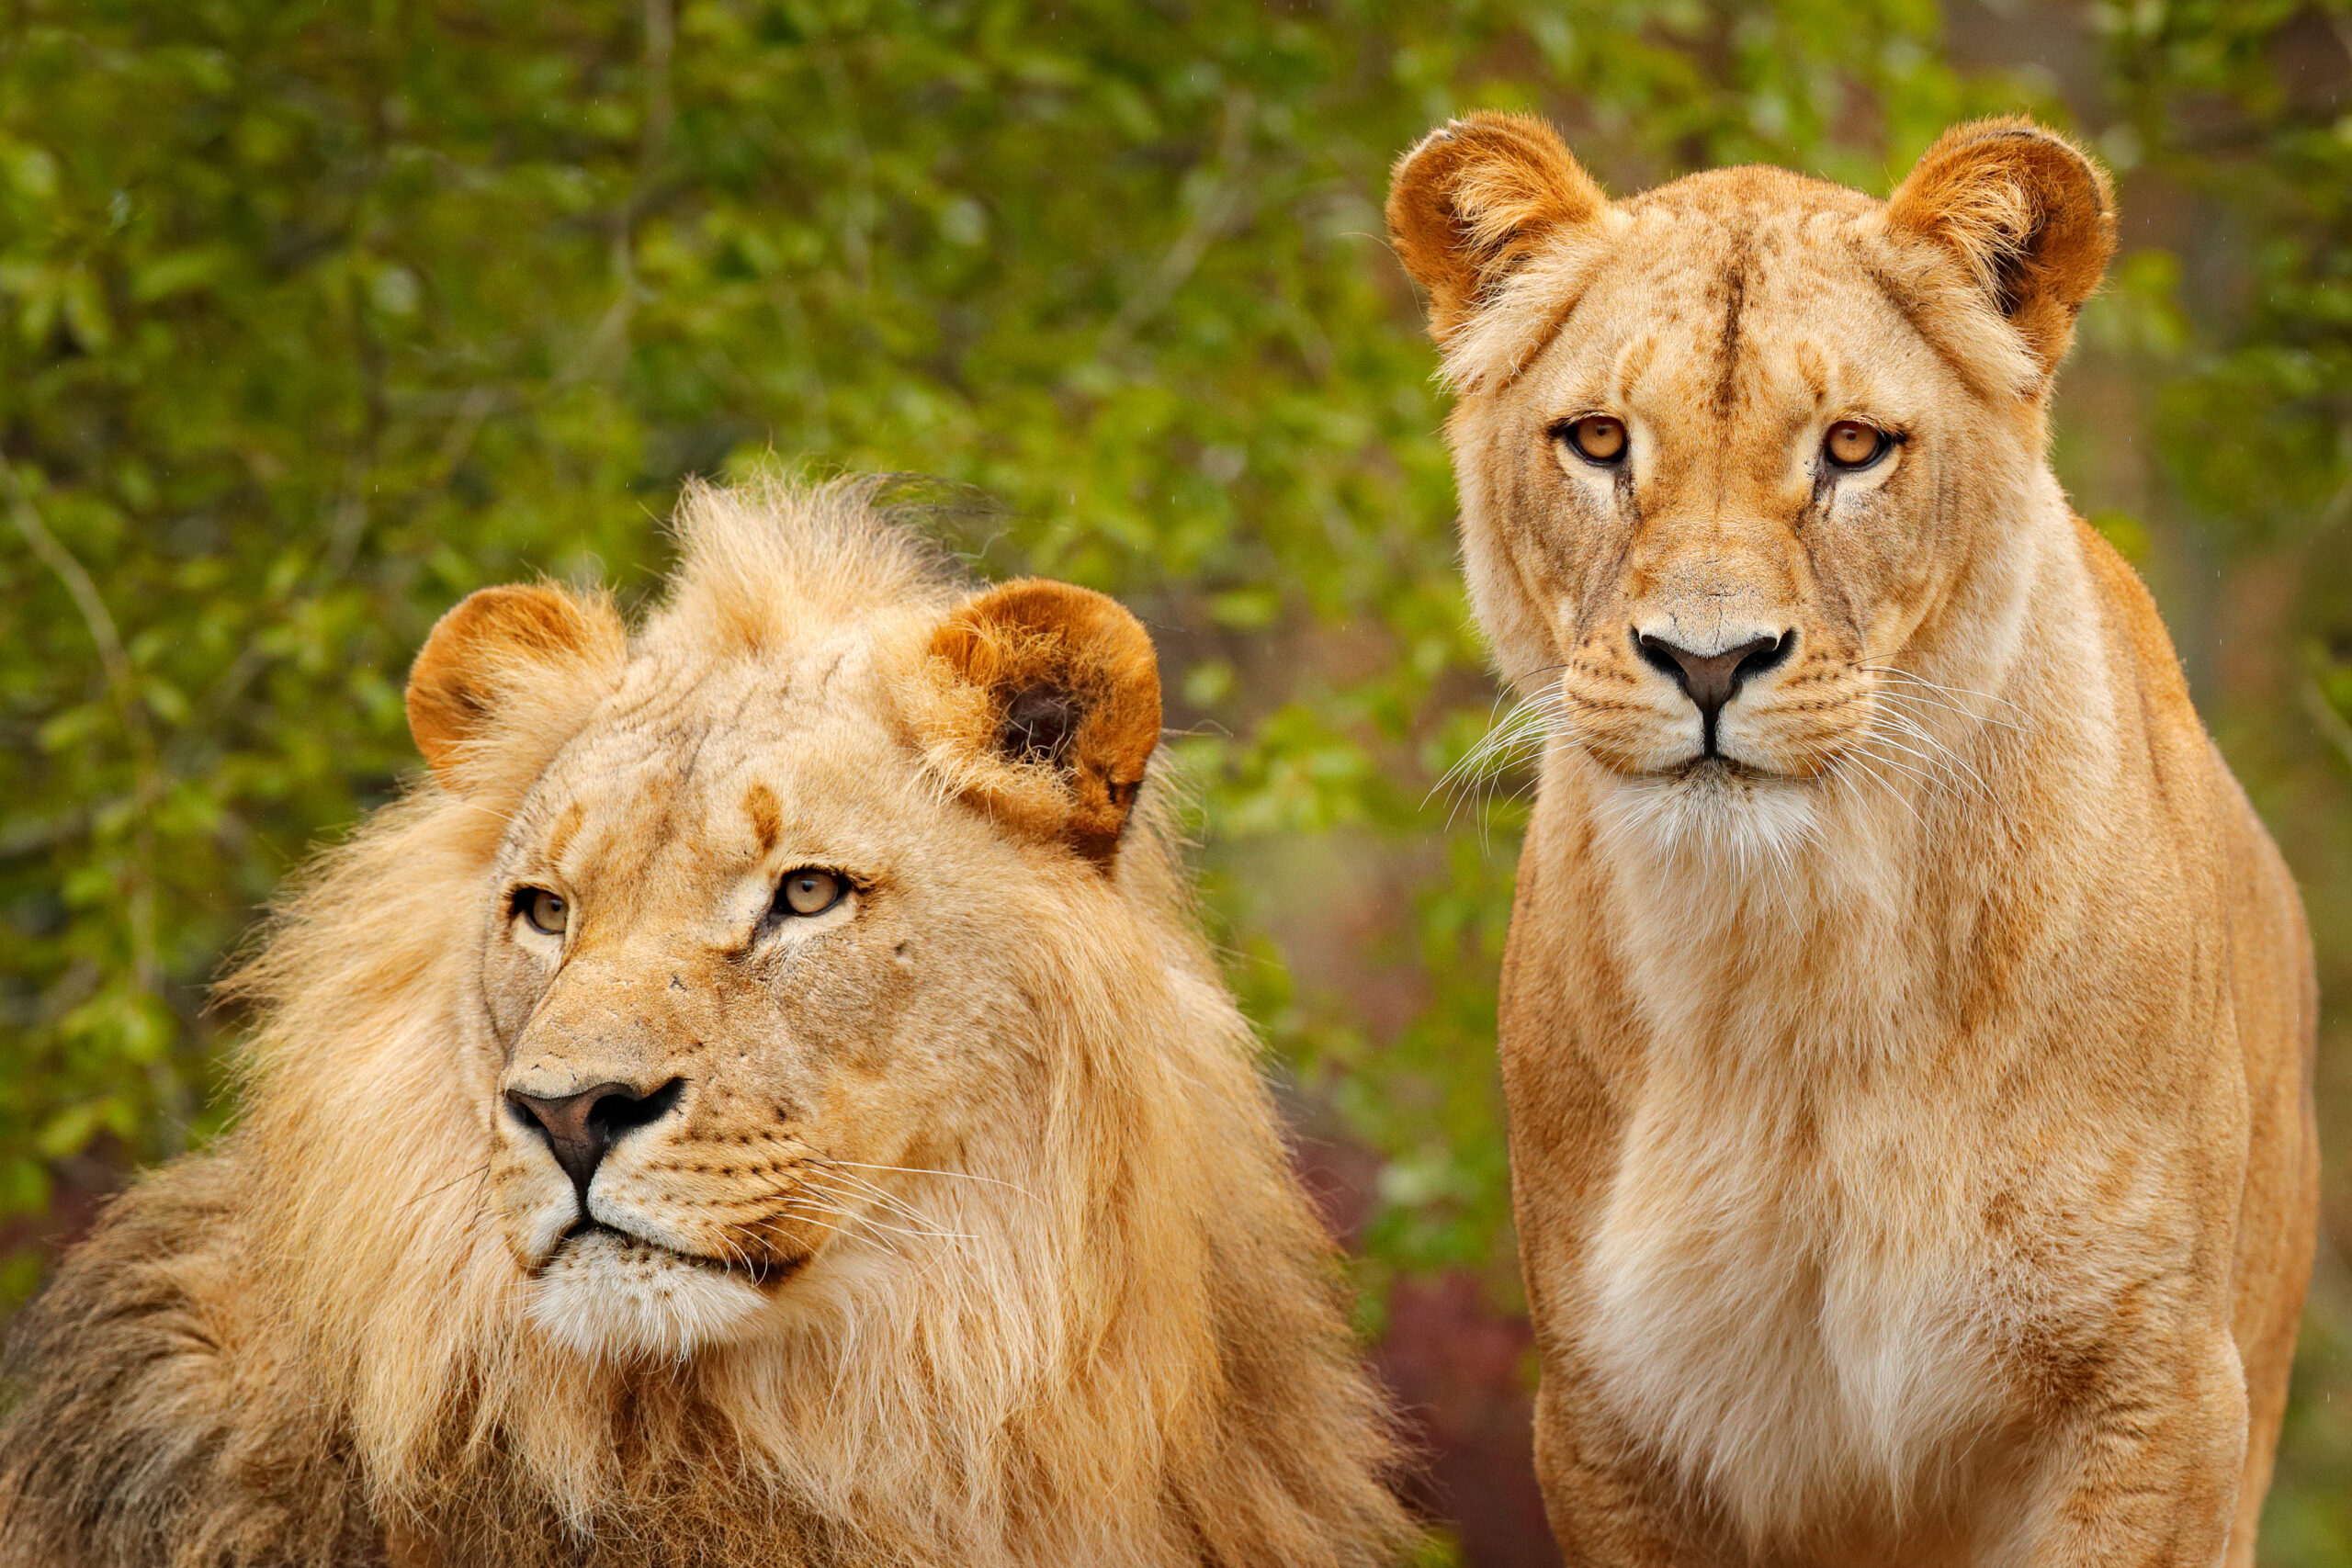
xmin=1624 ymin=162 xmax=1877 ymax=221
xmin=1525 ymin=200 xmax=1937 ymax=423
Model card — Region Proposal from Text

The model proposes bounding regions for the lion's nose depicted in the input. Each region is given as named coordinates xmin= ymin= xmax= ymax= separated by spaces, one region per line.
xmin=1635 ymin=629 xmax=1793 ymax=728
xmin=504 ymin=1078 xmax=684 ymax=1201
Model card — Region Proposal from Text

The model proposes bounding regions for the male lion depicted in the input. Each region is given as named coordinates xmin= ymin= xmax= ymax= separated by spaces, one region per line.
xmin=0 ymin=479 xmax=1413 ymax=1568
xmin=1386 ymin=116 xmax=2317 ymax=1566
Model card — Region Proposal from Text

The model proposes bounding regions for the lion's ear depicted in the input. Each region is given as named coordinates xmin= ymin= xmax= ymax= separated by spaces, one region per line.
xmin=405 ymin=583 xmax=627 ymax=793
xmin=902 ymin=580 xmax=1161 ymax=869
xmin=1883 ymin=118 xmax=2116 ymax=382
xmin=1385 ymin=112 xmax=1609 ymax=348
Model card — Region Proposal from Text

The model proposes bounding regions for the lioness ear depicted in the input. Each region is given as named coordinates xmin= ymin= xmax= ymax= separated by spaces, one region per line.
xmin=1883 ymin=118 xmax=2116 ymax=382
xmin=405 ymin=583 xmax=627 ymax=791
xmin=905 ymin=580 xmax=1160 ymax=869
xmin=1385 ymin=112 xmax=1609 ymax=347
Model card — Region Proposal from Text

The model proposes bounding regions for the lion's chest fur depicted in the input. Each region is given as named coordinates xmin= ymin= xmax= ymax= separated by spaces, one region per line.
xmin=1579 ymin=1057 xmax=2008 ymax=1538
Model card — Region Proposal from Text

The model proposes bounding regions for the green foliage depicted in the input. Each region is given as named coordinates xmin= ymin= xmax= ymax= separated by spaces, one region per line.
xmin=3 ymin=0 xmax=2348 ymax=1557
xmin=2098 ymin=6 xmax=2352 ymax=1560
xmin=0 ymin=0 xmax=2008 ymax=1268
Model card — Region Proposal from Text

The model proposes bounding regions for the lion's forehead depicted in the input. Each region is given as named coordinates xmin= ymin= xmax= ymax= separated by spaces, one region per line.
xmin=594 ymin=630 xmax=876 ymax=740
xmin=510 ymin=641 xmax=920 ymax=885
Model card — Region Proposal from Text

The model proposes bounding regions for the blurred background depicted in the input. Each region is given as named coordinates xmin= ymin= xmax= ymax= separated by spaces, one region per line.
xmin=1 ymin=1 xmax=2346 ymax=1561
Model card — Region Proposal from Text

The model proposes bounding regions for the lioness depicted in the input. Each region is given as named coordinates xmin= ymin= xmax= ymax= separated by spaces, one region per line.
xmin=0 ymin=479 xmax=1413 ymax=1568
xmin=1387 ymin=116 xmax=2317 ymax=1566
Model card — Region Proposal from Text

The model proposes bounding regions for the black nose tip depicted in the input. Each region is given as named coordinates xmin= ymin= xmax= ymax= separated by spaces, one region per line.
xmin=504 ymin=1078 xmax=684 ymax=1201
xmin=1634 ymin=629 xmax=1794 ymax=745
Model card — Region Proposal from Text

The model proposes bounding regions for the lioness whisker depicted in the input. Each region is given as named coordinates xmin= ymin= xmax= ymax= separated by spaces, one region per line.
xmin=1831 ymin=745 xmax=1933 ymax=835
xmin=1869 ymin=682 xmax=2027 ymax=735
xmin=1432 ymin=681 xmax=1578 ymax=798
xmin=1860 ymin=722 xmax=1983 ymax=805
xmin=1859 ymin=663 xmax=2030 ymax=723
xmin=1432 ymin=685 xmax=1605 ymax=844
xmin=1873 ymin=704 xmax=1996 ymax=802
xmin=1871 ymin=719 xmax=1984 ymax=804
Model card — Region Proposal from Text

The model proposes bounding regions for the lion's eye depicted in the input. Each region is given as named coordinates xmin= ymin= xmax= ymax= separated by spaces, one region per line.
xmin=1555 ymin=414 xmax=1628 ymax=466
xmin=514 ymin=887 xmax=569 ymax=937
xmin=1824 ymin=420 xmax=1890 ymax=470
xmin=775 ymin=869 xmax=845 ymax=919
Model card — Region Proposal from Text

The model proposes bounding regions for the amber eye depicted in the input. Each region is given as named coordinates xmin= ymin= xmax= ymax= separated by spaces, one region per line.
xmin=515 ymin=887 xmax=569 ymax=937
xmin=1556 ymin=414 xmax=1628 ymax=466
xmin=775 ymin=869 xmax=846 ymax=918
xmin=1824 ymin=420 xmax=1891 ymax=470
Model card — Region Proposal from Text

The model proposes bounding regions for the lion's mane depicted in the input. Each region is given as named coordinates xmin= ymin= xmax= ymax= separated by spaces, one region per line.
xmin=0 ymin=479 xmax=1412 ymax=1568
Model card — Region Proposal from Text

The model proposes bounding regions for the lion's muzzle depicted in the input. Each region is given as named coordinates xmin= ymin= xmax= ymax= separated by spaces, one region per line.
xmin=504 ymin=1077 xmax=685 ymax=1202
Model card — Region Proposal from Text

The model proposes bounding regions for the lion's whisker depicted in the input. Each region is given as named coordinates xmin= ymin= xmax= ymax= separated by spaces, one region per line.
xmin=403 ymin=1159 xmax=492 ymax=1213
xmin=793 ymin=1176 xmax=975 ymax=1243
xmin=820 ymin=1159 xmax=1040 ymax=1202
xmin=805 ymin=1169 xmax=943 ymax=1229
xmin=789 ymin=1193 xmax=974 ymax=1246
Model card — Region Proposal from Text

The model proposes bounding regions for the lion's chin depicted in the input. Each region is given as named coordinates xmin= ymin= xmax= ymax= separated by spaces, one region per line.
xmin=526 ymin=1226 xmax=772 ymax=1361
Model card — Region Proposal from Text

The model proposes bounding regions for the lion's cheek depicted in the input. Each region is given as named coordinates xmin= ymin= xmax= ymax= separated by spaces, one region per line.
xmin=591 ymin=1149 xmax=827 ymax=1269
xmin=489 ymin=1144 xmax=579 ymax=1272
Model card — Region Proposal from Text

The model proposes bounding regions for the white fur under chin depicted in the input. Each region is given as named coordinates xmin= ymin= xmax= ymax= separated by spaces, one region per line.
xmin=526 ymin=1229 xmax=765 ymax=1361
xmin=1593 ymin=766 xmax=1822 ymax=878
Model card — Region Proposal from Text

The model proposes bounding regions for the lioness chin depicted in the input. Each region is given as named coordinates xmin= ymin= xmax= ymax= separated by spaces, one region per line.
xmin=1388 ymin=116 xmax=2317 ymax=1567
xmin=0 ymin=478 xmax=1414 ymax=1568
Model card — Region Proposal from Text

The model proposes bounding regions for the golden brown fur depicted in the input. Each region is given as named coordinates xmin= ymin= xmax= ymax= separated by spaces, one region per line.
xmin=0 ymin=477 xmax=1413 ymax=1568
xmin=1388 ymin=116 xmax=2317 ymax=1566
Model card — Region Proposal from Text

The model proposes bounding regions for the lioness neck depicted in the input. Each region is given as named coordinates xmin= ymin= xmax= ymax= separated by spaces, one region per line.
xmin=1533 ymin=475 xmax=2188 ymax=1073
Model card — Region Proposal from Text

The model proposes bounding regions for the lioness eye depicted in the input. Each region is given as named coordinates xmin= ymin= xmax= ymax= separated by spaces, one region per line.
xmin=776 ymin=869 xmax=845 ymax=918
xmin=1825 ymin=420 xmax=1889 ymax=469
xmin=1557 ymin=415 xmax=1628 ymax=466
xmin=515 ymin=887 xmax=569 ymax=936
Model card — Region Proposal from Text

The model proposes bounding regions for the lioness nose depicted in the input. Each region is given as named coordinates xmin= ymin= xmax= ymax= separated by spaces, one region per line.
xmin=504 ymin=1078 xmax=684 ymax=1201
xmin=1635 ymin=629 xmax=1793 ymax=720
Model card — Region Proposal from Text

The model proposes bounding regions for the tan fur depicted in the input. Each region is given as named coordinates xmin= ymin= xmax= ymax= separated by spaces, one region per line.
xmin=1389 ymin=116 xmax=2317 ymax=1566
xmin=405 ymin=582 xmax=631 ymax=789
xmin=0 ymin=476 xmax=1413 ymax=1568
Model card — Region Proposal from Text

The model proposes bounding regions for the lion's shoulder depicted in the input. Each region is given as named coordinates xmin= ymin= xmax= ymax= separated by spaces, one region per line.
xmin=0 ymin=1151 xmax=379 ymax=1567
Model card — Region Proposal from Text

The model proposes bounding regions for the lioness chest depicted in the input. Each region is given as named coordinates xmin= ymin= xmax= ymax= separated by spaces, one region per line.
xmin=1577 ymin=1063 xmax=2016 ymax=1537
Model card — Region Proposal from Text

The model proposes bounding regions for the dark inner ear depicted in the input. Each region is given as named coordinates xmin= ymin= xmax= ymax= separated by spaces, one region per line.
xmin=1882 ymin=118 xmax=2115 ymax=384
xmin=922 ymin=576 xmax=1160 ymax=869
xmin=1988 ymin=215 xmax=2043 ymax=318
xmin=1994 ymin=236 xmax=2031 ymax=320
xmin=999 ymin=683 xmax=1082 ymax=768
